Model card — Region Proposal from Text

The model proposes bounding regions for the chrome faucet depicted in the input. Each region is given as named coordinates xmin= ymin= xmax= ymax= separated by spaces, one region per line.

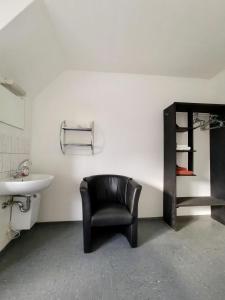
xmin=12 ymin=159 xmax=32 ymax=178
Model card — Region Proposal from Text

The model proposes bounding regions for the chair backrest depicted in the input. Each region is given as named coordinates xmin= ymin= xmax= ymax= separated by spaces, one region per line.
xmin=84 ymin=175 xmax=130 ymax=207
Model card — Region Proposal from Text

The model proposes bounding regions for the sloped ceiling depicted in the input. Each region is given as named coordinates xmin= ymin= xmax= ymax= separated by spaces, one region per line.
xmin=0 ymin=0 xmax=34 ymax=30
xmin=1 ymin=0 xmax=225 ymax=97
xmin=0 ymin=0 xmax=67 ymax=97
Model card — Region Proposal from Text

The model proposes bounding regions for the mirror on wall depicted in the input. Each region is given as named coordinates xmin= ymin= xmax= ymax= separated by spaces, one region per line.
xmin=0 ymin=84 xmax=25 ymax=129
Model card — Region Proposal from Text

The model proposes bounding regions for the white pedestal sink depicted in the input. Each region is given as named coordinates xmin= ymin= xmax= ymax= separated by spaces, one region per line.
xmin=0 ymin=174 xmax=54 ymax=196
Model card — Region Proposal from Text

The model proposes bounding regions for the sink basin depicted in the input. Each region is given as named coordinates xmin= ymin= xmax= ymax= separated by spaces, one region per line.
xmin=0 ymin=174 xmax=54 ymax=196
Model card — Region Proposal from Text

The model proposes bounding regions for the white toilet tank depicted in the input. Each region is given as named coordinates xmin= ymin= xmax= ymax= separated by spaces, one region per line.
xmin=11 ymin=193 xmax=41 ymax=230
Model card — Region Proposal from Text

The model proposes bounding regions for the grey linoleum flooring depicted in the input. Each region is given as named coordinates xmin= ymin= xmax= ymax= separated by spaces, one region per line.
xmin=0 ymin=217 xmax=225 ymax=300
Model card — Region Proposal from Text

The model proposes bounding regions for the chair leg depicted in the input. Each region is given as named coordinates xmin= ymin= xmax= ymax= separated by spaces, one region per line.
xmin=125 ymin=219 xmax=138 ymax=248
xmin=83 ymin=224 xmax=92 ymax=253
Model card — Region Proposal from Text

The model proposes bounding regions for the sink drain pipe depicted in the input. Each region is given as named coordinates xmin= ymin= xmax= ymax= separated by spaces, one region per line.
xmin=12 ymin=195 xmax=31 ymax=212
xmin=2 ymin=195 xmax=31 ymax=212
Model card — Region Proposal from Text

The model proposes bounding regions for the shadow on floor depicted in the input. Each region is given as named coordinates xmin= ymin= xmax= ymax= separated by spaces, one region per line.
xmin=90 ymin=218 xmax=170 ymax=251
xmin=138 ymin=218 xmax=170 ymax=245
xmin=176 ymin=215 xmax=205 ymax=231
xmin=91 ymin=227 xmax=126 ymax=251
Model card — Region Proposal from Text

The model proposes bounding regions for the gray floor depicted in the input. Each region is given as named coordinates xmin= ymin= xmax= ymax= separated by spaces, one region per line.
xmin=0 ymin=217 xmax=225 ymax=300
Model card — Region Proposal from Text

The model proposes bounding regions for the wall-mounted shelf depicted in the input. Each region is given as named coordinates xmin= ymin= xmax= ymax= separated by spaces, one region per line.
xmin=63 ymin=143 xmax=92 ymax=147
xmin=60 ymin=120 xmax=94 ymax=154
xmin=62 ymin=127 xmax=92 ymax=132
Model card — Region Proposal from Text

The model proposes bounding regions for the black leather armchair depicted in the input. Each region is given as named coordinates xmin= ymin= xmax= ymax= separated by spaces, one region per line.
xmin=80 ymin=175 xmax=142 ymax=253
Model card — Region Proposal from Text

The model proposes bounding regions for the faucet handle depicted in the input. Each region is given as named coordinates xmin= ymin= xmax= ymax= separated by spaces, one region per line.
xmin=23 ymin=159 xmax=32 ymax=167
xmin=12 ymin=159 xmax=32 ymax=178
xmin=21 ymin=166 xmax=30 ymax=176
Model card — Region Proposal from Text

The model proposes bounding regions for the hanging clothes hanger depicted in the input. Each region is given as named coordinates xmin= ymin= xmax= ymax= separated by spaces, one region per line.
xmin=193 ymin=113 xmax=225 ymax=130
xmin=192 ymin=113 xmax=206 ymax=130
xmin=176 ymin=113 xmax=225 ymax=131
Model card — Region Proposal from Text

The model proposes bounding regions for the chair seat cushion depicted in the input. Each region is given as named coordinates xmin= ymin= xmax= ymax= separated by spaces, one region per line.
xmin=91 ymin=203 xmax=133 ymax=227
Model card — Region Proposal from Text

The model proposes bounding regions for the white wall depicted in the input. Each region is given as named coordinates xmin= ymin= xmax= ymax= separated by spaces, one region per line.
xmin=31 ymin=70 xmax=213 ymax=222
xmin=0 ymin=96 xmax=31 ymax=251
xmin=209 ymin=70 xmax=225 ymax=102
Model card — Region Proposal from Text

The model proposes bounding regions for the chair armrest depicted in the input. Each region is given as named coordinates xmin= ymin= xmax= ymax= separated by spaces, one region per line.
xmin=126 ymin=179 xmax=142 ymax=217
xmin=80 ymin=180 xmax=88 ymax=192
xmin=80 ymin=180 xmax=92 ymax=222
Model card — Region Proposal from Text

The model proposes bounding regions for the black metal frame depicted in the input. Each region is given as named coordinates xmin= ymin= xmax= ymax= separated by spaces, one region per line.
xmin=164 ymin=102 xmax=225 ymax=230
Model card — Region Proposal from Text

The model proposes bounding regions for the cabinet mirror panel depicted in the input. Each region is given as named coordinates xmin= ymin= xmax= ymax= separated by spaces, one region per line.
xmin=0 ymin=85 xmax=24 ymax=129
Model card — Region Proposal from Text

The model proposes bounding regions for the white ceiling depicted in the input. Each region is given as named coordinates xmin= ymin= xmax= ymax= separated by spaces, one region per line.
xmin=0 ymin=0 xmax=67 ymax=97
xmin=43 ymin=0 xmax=225 ymax=79
xmin=1 ymin=0 xmax=225 ymax=97
xmin=0 ymin=0 xmax=33 ymax=30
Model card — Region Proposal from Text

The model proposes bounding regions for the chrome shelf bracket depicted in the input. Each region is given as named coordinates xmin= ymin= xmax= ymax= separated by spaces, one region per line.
xmin=60 ymin=120 xmax=94 ymax=155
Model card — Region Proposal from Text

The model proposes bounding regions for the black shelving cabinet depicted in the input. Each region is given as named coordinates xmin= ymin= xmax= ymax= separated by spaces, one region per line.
xmin=163 ymin=102 xmax=225 ymax=230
